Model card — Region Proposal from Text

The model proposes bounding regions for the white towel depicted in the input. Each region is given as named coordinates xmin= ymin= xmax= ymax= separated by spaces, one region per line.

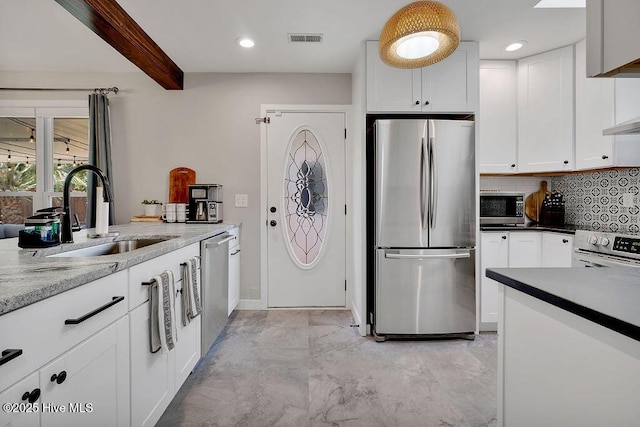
xmin=181 ymin=257 xmax=202 ymax=326
xmin=151 ymin=271 xmax=177 ymax=353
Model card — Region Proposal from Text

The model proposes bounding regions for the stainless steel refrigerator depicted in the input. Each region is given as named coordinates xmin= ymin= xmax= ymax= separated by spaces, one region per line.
xmin=374 ymin=118 xmax=476 ymax=339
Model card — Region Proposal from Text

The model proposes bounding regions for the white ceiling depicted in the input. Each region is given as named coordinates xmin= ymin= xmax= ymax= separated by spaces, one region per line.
xmin=0 ymin=0 xmax=586 ymax=74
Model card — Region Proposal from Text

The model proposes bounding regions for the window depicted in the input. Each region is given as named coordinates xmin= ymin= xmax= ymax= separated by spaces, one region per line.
xmin=0 ymin=103 xmax=89 ymax=224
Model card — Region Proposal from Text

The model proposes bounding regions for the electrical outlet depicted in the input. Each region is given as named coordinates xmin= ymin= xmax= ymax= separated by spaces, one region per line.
xmin=622 ymin=193 xmax=634 ymax=208
xmin=235 ymin=194 xmax=248 ymax=208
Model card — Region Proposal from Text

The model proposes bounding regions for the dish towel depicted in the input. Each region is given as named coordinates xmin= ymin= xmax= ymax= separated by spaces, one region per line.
xmin=148 ymin=270 xmax=177 ymax=353
xmin=181 ymin=257 xmax=202 ymax=326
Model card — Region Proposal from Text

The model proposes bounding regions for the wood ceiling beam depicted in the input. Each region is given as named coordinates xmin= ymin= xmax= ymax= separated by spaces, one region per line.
xmin=55 ymin=0 xmax=184 ymax=90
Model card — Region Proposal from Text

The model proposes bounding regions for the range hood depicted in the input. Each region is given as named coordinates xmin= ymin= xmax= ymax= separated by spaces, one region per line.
xmin=603 ymin=118 xmax=640 ymax=136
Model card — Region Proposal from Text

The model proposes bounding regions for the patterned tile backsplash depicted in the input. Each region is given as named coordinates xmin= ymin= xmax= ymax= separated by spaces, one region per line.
xmin=551 ymin=168 xmax=640 ymax=233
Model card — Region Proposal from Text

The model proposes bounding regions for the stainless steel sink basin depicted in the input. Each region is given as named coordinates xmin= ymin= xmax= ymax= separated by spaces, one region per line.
xmin=49 ymin=238 xmax=171 ymax=257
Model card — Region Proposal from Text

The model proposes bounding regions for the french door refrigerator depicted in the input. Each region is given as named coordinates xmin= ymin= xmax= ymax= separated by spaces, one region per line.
xmin=374 ymin=118 xmax=476 ymax=339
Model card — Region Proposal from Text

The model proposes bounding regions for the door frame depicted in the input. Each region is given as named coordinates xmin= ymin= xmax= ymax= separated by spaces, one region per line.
xmin=258 ymin=105 xmax=353 ymax=313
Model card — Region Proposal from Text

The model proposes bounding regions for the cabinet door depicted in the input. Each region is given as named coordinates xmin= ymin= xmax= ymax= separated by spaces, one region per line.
xmin=39 ymin=317 xmax=129 ymax=427
xmin=508 ymin=232 xmax=542 ymax=267
xmin=479 ymin=60 xmax=518 ymax=173
xmin=0 ymin=372 xmax=40 ymax=427
xmin=228 ymin=244 xmax=241 ymax=315
xmin=575 ymin=39 xmax=615 ymax=170
xmin=423 ymin=42 xmax=479 ymax=113
xmin=480 ymin=233 xmax=509 ymax=325
xmin=130 ymin=303 xmax=174 ymax=427
xmin=366 ymin=41 xmax=421 ymax=112
xmin=518 ymin=46 xmax=574 ymax=172
xmin=541 ymin=233 xmax=574 ymax=267
xmin=174 ymin=283 xmax=201 ymax=390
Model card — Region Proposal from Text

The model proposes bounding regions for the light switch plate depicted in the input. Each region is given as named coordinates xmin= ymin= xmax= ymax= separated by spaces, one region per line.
xmin=622 ymin=193 xmax=634 ymax=208
xmin=235 ymin=194 xmax=248 ymax=208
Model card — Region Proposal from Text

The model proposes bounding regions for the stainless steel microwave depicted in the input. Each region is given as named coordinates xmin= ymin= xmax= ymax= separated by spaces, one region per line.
xmin=480 ymin=192 xmax=525 ymax=225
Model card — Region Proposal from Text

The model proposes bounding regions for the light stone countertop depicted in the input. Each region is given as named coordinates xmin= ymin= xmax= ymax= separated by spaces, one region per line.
xmin=486 ymin=267 xmax=640 ymax=342
xmin=0 ymin=222 xmax=239 ymax=316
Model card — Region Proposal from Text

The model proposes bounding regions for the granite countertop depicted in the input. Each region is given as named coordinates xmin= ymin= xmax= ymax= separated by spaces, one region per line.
xmin=486 ymin=267 xmax=640 ymax=342
xmin=480 ymin=223 xmax=579 ymax=234
xmin=0 ymin=222 xmax=239 ymax=316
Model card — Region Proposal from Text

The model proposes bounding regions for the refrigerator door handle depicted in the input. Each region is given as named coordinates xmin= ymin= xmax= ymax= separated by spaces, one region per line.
xmin=385 ymin=252 xmax=470 ymax=260
xmin=420 ymin=137 xmax=428 ymax=230
xmin=429 ymin=131 xmax=438 ymax=230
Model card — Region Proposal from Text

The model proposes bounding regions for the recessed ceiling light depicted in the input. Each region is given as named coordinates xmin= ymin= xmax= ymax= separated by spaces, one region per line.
xmin=505 ymin=41 xmax=527 ymax=52
xmin=534 ymin=0 xmax=585 ymax=8
xmin=236 ymin=37 xmax=255 ymax=48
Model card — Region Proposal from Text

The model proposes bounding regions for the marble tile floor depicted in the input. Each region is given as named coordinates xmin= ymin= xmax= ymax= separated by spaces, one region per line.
xmin=157 ymin=310 xmax=497 ymax=427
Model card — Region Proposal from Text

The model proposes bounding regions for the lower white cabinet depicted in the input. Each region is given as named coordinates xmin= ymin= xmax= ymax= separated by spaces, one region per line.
xmin=480 ymin=231 xmax=573 ymax=330
xmin=228 ymin=227 xmax=241 ymax=316
xmin=0 ymin=373 xmax=40 ymax=427
xmin=541 ymin=232 xmax=574 ymax=267
xmin=129 ymin=302 xmax=174 ymax=427
xmin=174 ymin=284 xmax=202 ymax=391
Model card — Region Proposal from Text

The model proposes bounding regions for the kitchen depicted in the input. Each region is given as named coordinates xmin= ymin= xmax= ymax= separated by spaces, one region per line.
xmin=1 ymin=0 xmax=640 ymax=426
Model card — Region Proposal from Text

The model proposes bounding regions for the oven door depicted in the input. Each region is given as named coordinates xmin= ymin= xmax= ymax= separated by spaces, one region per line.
xmin=572 ymin=250 xmax=640 ymax=268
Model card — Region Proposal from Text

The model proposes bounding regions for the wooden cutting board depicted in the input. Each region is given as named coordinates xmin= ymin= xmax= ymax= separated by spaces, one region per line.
xmin=168 ymin=167 xmax=196 ymax=203
xmin=525 ymin=180 xmax=548 ymax=222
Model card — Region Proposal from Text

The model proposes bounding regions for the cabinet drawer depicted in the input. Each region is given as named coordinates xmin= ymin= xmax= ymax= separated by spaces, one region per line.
xmin=128 ymin=243 xmax=199 ymax=310
xmin=0 ymin=270 xmax=127 ymax=392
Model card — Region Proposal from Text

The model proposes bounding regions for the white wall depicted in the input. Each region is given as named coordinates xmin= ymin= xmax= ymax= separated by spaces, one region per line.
xmin=0 ymin=71 xmax=352 ymax=300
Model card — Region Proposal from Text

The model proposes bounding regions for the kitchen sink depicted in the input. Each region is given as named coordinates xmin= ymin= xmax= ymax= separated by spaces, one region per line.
xmin=49 ymin=238 xmax=172 ymax=257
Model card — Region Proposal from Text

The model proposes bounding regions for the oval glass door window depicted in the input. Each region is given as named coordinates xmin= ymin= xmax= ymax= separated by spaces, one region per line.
xmin=284 ymin=128 xmax=328 ymax=267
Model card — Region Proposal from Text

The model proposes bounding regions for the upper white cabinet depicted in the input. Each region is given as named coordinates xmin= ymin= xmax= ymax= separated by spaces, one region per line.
xmin=575 ymin=39 xmax=640 ymax=169
xmin=479 ymin=61 xmax=518 ymax=173
xmin=366 ymin=41 xmax=479 ymax=113
xmin=517 ymin=45 xmax=575 ymax=173
xmin=586 ymin=0 xmax=640 ymax=77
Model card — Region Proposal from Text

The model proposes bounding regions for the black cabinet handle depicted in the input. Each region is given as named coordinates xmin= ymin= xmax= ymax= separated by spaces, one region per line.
xmin=563 ymin=239 xmax=569 ymax=243
xmin=50 ymin=370 xmax=67 ymax=384
xmin=511 ymin=164 xmax=516 ymax=168
xmin=563 ymin=160 xmax=569 ymax=164
xmin=424 ymin=101 xmax=430 ymax=105
xmin=602 ymin=155 xmax=609 ymax=160
xmin=501 ymin=235 xmax=507 ymax=240
xmin=65 ymin=296 xmax=124 ymax=325
xmin=0 ymin=348 xmax=23 ymax=366
xmin=231 ymin=249 xmax=241 ymax=256
xmin=21 ymin=388 xmax=40 ymax=403
xmin=415 ymin=100 xmax=420 ymax=105
xmin=269 ymin=220 xmax=277 ymax=227
xmin=270 ymin=206 xmax=277 ymax=213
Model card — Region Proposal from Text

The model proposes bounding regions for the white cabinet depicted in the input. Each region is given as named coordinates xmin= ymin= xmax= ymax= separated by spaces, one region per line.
xmin=586 ymin=0 xmax=640 ymax=77
xmin=0 ymin=373 xmax=40 ymax=427
xmin=366 ymin=41 xmax=479 ymax=113
xmin=508 ymin=232 xmax=542 ymax=267
xmin=174 ymin=277 xmax=202 ymax=390
xmin=39 ymin=317 xmax=129 ymax=427
xmin=479 ymin=61 xmax=518 ymax=173
xmin=228 ymin=227 xmax=241 ymax=316
xmin=541 ymin=232 xmax=573 ymax=267
xmin=480 ymin=232 xmax=509 ymax=325
xmin=517 ymin=46 xmax=574 ymax=173
xmin=129 ymin=302 xmax=174 ymax=427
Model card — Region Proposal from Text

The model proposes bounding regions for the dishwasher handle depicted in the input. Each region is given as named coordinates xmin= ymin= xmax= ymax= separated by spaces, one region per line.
xmin=385 ymin=252 xmax=470 ymax=260
xmin=204 ymin=235 xmax=235 ymax=248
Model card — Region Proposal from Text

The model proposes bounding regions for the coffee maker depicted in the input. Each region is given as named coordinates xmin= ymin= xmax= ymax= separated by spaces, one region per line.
xmin=187 ymin=184 xmax=223 ymax=223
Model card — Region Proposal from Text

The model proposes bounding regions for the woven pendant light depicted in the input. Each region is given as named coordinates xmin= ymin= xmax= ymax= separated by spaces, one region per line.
xmin=379 ymin=1 xmax=460 ymax=69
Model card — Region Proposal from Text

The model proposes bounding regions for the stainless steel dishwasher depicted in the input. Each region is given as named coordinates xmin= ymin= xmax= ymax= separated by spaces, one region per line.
xmin=200 ymin=232 xmax=234 ymax=356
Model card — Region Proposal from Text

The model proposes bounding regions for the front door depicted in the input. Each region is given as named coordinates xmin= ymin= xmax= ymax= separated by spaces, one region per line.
xmin=266 ymin=110 xmax=346 ymax=307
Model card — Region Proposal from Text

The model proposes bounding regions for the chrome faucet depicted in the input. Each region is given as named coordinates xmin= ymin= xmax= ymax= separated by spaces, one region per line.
xmin=62 ymin=165 xmax=113 ymax=243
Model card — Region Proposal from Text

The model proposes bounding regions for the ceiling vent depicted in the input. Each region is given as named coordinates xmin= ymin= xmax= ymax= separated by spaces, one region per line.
xmin=288 ymin=33 xmax=323 ymax=43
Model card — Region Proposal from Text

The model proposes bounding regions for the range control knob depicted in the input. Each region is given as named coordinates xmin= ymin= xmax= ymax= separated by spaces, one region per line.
xmin=588 ymin=236 xmax=598 ymax=245
xmin=600 ymin=237 xmax=610 ymax=247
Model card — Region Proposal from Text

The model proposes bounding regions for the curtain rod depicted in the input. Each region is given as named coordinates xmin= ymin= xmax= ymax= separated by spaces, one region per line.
xmin=0 ymin=87 xmax=119 ymax=94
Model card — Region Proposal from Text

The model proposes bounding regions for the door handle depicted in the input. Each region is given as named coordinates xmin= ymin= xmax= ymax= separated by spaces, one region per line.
xmin=65 ymin=296 xmax=124 ymax=325
xmin=385 ymin=252 xmax=470 ymax=260
xmin=0 ymin=348 xmax=23 ymax=366
xmin=204 ymin=235 xmax=235 ymax=248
